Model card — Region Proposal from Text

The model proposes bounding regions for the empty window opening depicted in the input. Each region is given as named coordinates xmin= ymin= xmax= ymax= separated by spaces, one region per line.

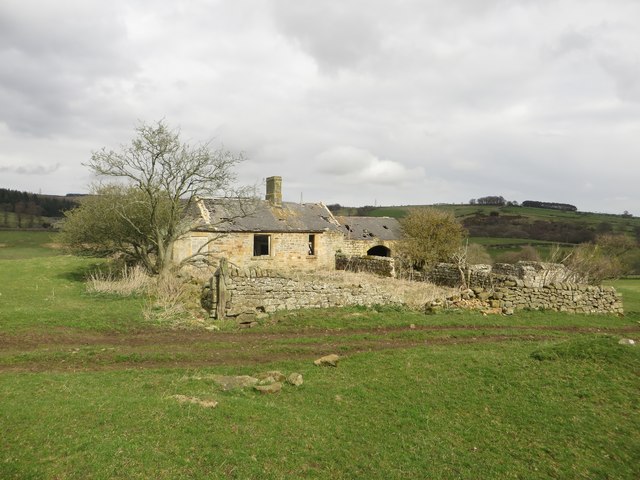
xmin=367 ymin=245 xmax=391 ymax=257
xmin=254 ymin=234 xmax=271 ymax=256
xmin=308 ymin=234 xmax=316 ymax=255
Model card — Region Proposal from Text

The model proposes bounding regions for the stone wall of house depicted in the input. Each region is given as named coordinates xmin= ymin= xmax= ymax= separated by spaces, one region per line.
xmin=335 ymin=254 xmax=395 ymax=277
xmin=174 ymin=230 xmax=345 ymax=274
xmin=340 ymin=239 xmax=397 ymax=257
xmin=206 ymin=264 xmax=397 ymax=321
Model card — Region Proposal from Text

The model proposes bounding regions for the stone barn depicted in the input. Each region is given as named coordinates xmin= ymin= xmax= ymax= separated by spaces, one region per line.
xmin=335 ymin=215 xmax=401 ymax=257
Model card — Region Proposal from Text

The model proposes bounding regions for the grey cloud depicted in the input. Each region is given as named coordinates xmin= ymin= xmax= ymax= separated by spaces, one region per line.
xmin=0 ymin=0 xmax=638 ymax=214
xmin=598 ymin=54 xmax=640 ymax=103
xmin=546 ymin=29 xmax=594 ymax=58
xmin=316 ymin=146 xmax=425 ymax=186
xmin=0 ymin=1 xmax=137 ymax=135
xmin=270 ymin=1 xmax=382 ymax=72
xmin=0 ymin=162 xmax=61 ymax=175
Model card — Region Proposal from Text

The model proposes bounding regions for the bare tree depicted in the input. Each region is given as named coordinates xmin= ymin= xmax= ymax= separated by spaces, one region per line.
xmin=60 ymin=120 xmax=249 ymax=276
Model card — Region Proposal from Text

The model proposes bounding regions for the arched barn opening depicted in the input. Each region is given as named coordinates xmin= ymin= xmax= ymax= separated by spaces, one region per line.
xmin=367 ymin=245 xmax=391 ymax=257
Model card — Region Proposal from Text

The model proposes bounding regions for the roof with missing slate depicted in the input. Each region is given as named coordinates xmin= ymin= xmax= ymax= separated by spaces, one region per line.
xmin=194 ymin=198 xmax=342 ymax=233
xmin=334 ymin=216 xmax=402 ymax=241
xmin=191 ymin=198 xmax=402 ymax=241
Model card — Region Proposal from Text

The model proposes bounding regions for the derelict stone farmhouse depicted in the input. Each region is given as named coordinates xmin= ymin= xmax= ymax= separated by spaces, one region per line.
xmin=173 ymin=176 xmax=401 ymax=273
xmin=173 ymin=177 xmax=623 ymax=319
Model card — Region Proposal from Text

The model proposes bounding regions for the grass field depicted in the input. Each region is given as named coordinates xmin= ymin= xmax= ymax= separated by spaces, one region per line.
xmin=1 ymin=232 xmax=639 ymax=479
xmin=0 ymin=230 xmax=61 ymax=259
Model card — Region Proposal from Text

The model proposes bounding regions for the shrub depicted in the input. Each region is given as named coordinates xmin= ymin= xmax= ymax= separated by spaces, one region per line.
xmin=496 ymin=245 xmax=541 ymax=264
xmin=566 ymin=234 xmax=637 ymax=284
xmin=465 ymin=243 xmax=493 ymax=265
xmin=397 ymin=208 xmax=465 ymax=270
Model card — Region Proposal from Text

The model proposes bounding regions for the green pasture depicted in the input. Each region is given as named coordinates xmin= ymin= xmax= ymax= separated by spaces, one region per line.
xmin=0 ymin=230 xmax=60 ymax=259
xmin=467 ymin=236 xmax=570 ymax=262
xmin=2 ymin=338 xmax=639 ymax=480
xmin=605 ymin=277 xmax=640 ymax=313
xmin=0 ymin=231 xmax=146 ymax=332
xmin=1 ymin=232 xmax=639 ymax=479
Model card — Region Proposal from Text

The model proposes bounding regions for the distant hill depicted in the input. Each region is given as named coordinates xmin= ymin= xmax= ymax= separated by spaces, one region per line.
xmin=328 ymin=203 xmax=640 ymax=245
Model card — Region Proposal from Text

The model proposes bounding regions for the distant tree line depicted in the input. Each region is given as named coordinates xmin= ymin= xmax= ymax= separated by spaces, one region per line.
xmin=521 ymin=200 xmax=577 ymax=212
xmin=469 ymin=196 xmax=508 ymax=206
xmin=326 ymin=204 xmax=378 ymax=216
xmin=468 ymin=197 xmax=579 ymax=211
xmin=0 ymin=188 xmax=77 ymax=228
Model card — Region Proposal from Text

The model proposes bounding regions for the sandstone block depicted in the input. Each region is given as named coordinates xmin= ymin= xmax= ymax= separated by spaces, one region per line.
xmin=257 ymin=371 xmax=286 ymax=383
xmin=287 ymin=373 xmax=304 ymax=386
xmin=314 ymin=354 xmax=340 ymax=367
xmin=254 ymin=382 xmax=283 ymax=394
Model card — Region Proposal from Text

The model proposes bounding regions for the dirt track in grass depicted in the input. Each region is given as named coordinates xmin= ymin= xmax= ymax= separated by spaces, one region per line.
xmin=1 ymin=324 xmax=639 ymax=373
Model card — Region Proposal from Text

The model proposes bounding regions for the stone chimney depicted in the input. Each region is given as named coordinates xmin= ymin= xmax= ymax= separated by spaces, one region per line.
xmin=265 ymin=176 xmax=282 ymax=207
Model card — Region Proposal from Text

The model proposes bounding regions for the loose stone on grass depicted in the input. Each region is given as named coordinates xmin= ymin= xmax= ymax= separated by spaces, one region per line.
xmin=618 ymin=338 xmax=636 ymax=346
xmin=314 ymin=354 xmax=340 ymax=367
xmin=257 ymin=371 xmax=286 ymax=383
xmin=287 ymin=372 xmax=304 ymax=386
xmin=254 ymin=382 xmax=283 ymax=394
xmin=209 ymin=375 xmax=259 ymax=391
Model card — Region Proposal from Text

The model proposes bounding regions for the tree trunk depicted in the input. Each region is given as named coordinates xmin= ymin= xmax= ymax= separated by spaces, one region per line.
xmin=156 ymin=239 xmax=176 ymax=279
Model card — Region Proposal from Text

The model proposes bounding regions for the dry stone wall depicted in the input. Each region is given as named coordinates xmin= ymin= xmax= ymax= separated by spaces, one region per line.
xmin=335 ymin=254 xmax=395 ymax=277
xmin=427 ymin=261 xmax=578 ymax=289
xmin=427 ymin=261 xmax=623 ymax=314
xmin=206 ymin=263 xmax=396 ymax=321
xmin=203 ymin=258 xmax=623 ymax=320
xmin=441 ymin=284 xmax=623 ymax=314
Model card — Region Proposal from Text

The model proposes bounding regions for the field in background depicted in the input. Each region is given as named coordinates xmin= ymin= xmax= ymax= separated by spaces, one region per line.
xmin=1 ymin=231 xmax=639 ymax=479
xmin=333 ymin=204 xmax=639 ymax=264
xmin=357 ymin=204 xmax=639 ymax=230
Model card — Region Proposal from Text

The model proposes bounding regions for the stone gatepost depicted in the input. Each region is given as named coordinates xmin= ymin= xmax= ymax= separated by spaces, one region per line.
xmin=214 ymin=257 xmax=229 ymax=320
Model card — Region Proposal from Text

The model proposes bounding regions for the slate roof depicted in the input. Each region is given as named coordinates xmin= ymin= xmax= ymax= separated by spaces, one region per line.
xmin=334 ymin=216 xmax=402 ymax=241
xmin=194 ymin=198 xmax=342 ymax=233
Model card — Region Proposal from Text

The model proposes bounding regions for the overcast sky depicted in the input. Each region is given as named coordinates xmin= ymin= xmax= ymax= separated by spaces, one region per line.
xmin=1 ymin=0 xmax=639 ymax=214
